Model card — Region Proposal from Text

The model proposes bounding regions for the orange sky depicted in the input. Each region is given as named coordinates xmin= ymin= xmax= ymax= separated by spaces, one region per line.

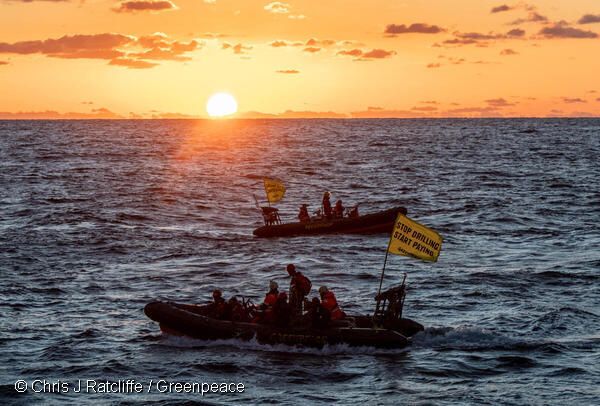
xmin=1 ymin=0 xmax=600 ymax=118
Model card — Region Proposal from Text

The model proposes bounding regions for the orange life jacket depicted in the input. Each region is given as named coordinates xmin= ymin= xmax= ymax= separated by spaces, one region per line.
xmin=264 ymin=291 xmax=278 ymax=307
xmin=321 ymin=291 xmax=345 ymax=320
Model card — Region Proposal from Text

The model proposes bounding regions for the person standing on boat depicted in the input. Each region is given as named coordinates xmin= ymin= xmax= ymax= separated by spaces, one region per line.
xmin=298 ymin=204 xmax=310 ymax=222
xmin=319 ymin=286 xmax=346 ymax=321
xmin=322 ymin=192 xmax=332 ymax=219
xmin=287 ymin=264 xmax=312 ymax=316
xmin=333 ymin=199 xmax=345 ymax=218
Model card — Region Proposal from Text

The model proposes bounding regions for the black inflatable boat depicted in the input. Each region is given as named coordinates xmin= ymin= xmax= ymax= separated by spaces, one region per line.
xmin=253 ymin=206 xmax=407 ymax=238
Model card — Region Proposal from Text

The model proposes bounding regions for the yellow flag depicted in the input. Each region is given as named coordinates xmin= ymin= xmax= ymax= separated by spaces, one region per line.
xmin=263 ymin=178 xmax=286 ymax=203
xmin=388 ymin=214 xmax=443 ymax=262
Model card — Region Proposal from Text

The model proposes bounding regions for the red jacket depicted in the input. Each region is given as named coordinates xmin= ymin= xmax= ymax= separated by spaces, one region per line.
xmin=321 ymin=291 xmax=345 ymax=320
xmin=264 ymin=291 xmax=278 ymax=307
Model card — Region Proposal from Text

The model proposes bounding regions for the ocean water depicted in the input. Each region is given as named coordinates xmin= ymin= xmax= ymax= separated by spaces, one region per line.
xmin=0 ymin=118 xmax=599 ymax=405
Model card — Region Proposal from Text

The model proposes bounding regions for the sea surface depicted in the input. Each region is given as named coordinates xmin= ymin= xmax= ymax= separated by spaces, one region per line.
xmin=0 ymin=119 xmax=599 ymax=405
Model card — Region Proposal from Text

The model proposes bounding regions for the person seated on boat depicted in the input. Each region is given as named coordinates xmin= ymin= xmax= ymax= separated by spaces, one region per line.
xmin=228 ymin=296 xmax=249 ymax=322
xmin=347 ymin=205 xmax=359 ymax=218
xmin=333 ymin=199 xmax=345 ymax=219
xmin=256 ymin=280 xmax=279 ymax=324
xmin=319 ymin=286 xmax=346 ymax=321
xmin=209 ymin=289 xmax=228 ymax=319
xmin=304 ymin=297 xmax=330 ymax=329
xmin=287 ymin=264 xmax=312 ymax=317
xmin=274 ymin=291 xmax=291 ymax=327
xmin=322 ymin=191 xmax=332 ymax=219
xmin=298 ymin=204 xmax=310 ymax=223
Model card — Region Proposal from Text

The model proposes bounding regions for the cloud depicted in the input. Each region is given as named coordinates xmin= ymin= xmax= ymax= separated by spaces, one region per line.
xmin=562 ymin=97 xmax=586 ymax=103
xmin=0 ymin=108 xmax=123 ymax=119
xmin=270 ymin=40 xmax=289 ymax=47
xmin=506 ymin=28 xmax=526 ymax=37
xmin=264 ymin=2 xmax=289 ymax=14
xmin=426 ymin=63 xmax=441 ymax=68
xmin=0 ymin=61 xmax=8 ymax=65
xmin=539 ymin=23 xmax=598 ymax=38
xmin=0 ymin=33 xmax=133 ymax=58
xmin=485 ymin=98 xmax=515 ymax=107
xmin=491 ymin=5 xmax=512 ymax=13
xmin=108 ymin=58 xmax=158 ymax=69
xmin=0 ymin=32 xmax=200 ymax=68
xmin=222 ymin=42 xmax=252 ymax=54
xmin=337 ymin=49 xmax=363 ymax=57
xmin=303 ymin=47 xmax=321 ymax=53
xmin=597 ymin=98 xmax=600 ymax=102
xmin=362 ymin=49 xmax=395 ymax=59
xmin=288 ymin=14 xmax=306 ymax=20
xmin=578 ymin=14 xmax=600 ymax=25
xmin=385 ymin=23 xmax=444 ymax=35
xmin=114 ymin=0 xmax=177 ymax=12
xmin=509 ymin=12 xmax=548 ymax=25
xmin=336 ymin=48 xmax=395 ymax=60
xmin=276 ymin=69 xmax=299 ymax=74
xmin=411 ymin=106 xmax=438 ymax=112
xmin=306 ymin=38 xmax=335 ymax=47
xmin=238 ymin=110 xmax=347 ymax=119
xmin=500 ymin=48 xmax=518 ymax=55
xmin=3 ymin=0 xmax=67 ymax=2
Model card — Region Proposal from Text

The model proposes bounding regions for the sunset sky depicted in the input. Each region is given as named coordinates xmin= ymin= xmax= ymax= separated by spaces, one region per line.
xmin=1 ymin=0 xmax=600 ymax=118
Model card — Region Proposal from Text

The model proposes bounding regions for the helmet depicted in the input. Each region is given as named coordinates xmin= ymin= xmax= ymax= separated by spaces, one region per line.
xmin=269 ymin=280 xmax=278 ymax=290
xmin=286 ymin=264 xmax=296 ymax=275
xmin=212 ymin=289 xmax=222 ymax=298
xmin=324 ymin=191 xmax=331 ymax=197
xmin=318 ymin=286 xmax=328 ymax=295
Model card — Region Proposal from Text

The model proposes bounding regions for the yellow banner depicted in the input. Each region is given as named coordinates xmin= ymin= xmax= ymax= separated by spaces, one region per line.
xmin=388 ymin=214 xmax=443 ymax=262
xmin=263 ymin=178 xmax=286 ymax=203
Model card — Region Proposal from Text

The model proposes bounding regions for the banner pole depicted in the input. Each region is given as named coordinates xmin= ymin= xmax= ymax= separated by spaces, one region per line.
xmin=377 ymin=248 xmax=390 ymax=297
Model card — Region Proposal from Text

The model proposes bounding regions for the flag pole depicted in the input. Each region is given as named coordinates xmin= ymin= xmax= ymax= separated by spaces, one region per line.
xmin=377 ymin=238 xmax=392 ymax=297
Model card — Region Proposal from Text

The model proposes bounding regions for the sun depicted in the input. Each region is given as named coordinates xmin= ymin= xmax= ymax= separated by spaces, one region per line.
xmin=206 ymin=92 xmax=238 ymax=118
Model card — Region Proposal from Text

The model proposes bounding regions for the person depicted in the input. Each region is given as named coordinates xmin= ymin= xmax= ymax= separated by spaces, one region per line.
xmin=274 ymin=292 xmax=291 ymax=327
xmin=210 ymin=289 xmax=228 ymax=319
xmin=228 ymin=296 xmax=248 ymax=322
xmin=322 ymin=191 xmax=332 ymax=219
xmin=305 ymin=297 xmax=330 ymax=329
xmin=257 ymin=280 xmax=279 ymax=324
xmin=286 ymin=264 xmax=312 ymax=316
xmin=319 ymin=286 xmax=346 ymax=321
xmin=333 ymin=199 xmax=345 ymax=218
xmin=298 ymin=204 xmax=310 ymax=223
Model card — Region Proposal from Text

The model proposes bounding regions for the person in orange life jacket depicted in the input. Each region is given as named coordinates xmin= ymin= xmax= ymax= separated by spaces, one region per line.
xmin=287 ymin=264 xmax=312 ymax=316
xmin=333 ymin=199 xmax=345 ymax=218
xmin=274 ymin=291 xmax=291 ymax=327
xmin=319 ymin=286 xmax=346 ymax=321
xmin=298 ymin=204 xmax=310 ymax=223
xmin=210 ymin=289 xmax=227 ymax=319
xmin=322 ymin=191 xmax=332 ymax=219
xmin=258 ymin=280 xmax=279 ymax=324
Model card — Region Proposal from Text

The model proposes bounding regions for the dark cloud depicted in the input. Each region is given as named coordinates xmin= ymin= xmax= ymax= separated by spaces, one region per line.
xmin=0 ymin=32 xmax=199 ymax=69
xmin=362 ymin=49 xmax=395 ymax=59
xmin=597 ymin=98 xmax=600 ymax=102
xmin=562 ymin=97 xmax=586 ymax=103
xmin=500 ymin=48 xmax=518 ymax=55
xmin=0 ymin=61 xmax=8 ymax=65
xmin=306 ymin=38 xmax=335 ymax=47
xmin=276 ymin=69 xmax=299 ymax=74
xmin=485 ymin=98 xmax=515 ymax=107
xmin=114 ymin=0 xmax=177 ymax=12
xmin=426 ymin=63 xmax=441 ymax=68
xmin=0 ymin=108 xmax=123 ymax=119
xmin=3 ymin=0 xmax=67 ymax=2
xmin=506 ymin=28 xmax=526 ymax=37
xmin=509 ymin=12 xmax=548 ymax=25
xmin=540 ymin=23 xmax=598 ymax=39
xmin=0 ymin=34 xmax=133 ymax=58
xmin=337 ymin=48 xmax=395 ymax=60
xmin=385 ymin=23 xmax=444 ymax=35
xmin=491 ymin=5 xmax=512 ymax=13
xmin=578 ymin=14 xmax=600 ymax=24
xmin=270 ymin=40 xmax=289 ymax=47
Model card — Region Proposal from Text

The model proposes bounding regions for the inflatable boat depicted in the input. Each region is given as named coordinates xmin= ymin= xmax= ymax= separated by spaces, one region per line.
xmin=144 ymin=285 xmax=423 ymax=349
xmin=253 ymin=206 xmax=407 ymax=238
